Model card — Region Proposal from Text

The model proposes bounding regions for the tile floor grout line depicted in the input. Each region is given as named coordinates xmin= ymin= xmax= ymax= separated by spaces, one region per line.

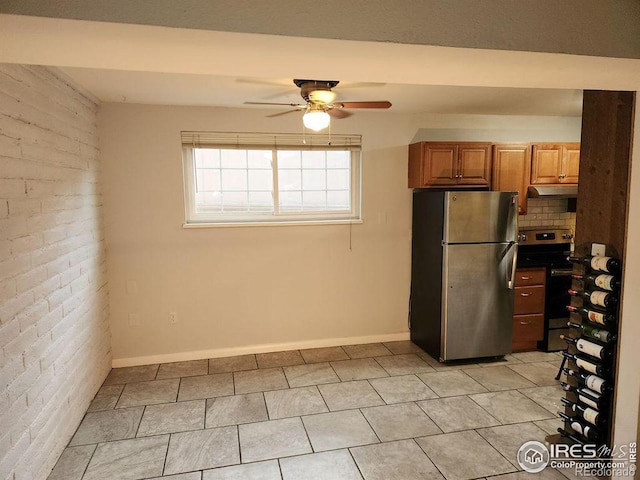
xmin=517 ymin=386 xmax=563 ymax=416
xmin=346 ymin=446 xmax=367 ymax=480
xmin=160 ymin=433 xmax=171 ymax=477
xmin=356 ymin=406 xmax=383 ymax=445
xmin=277 ymin=457 xmax=284 ymax=479
xmin=464 ymin=394 xmax=507 ymax=427
xmin=78 ymin=443 xmax=98 ymax=480
xmin=133 ymin=405 xmax=146 ymax=438
xmin=412 ymin=435 xmax=450 ymax=480
xmin=472 ymin=426 xmax=521 ymax=474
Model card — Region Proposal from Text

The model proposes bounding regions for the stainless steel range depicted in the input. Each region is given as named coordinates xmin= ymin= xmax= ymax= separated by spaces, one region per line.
xmin=517 ymin=228 xmax=574 ymax=351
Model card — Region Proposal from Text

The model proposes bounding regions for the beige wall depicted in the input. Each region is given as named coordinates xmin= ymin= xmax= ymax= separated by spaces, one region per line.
xmin=100 ymin=104 xmax=416 ymax=364
xmin=0 ymin=65 xmax=110 ymax=479
xmin=100 ymin=105 xmax=583 ymax=365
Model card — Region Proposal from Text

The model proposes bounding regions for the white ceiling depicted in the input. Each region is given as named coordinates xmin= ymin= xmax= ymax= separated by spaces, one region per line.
xmin=59 ymin=67 xmax=584 ymax=116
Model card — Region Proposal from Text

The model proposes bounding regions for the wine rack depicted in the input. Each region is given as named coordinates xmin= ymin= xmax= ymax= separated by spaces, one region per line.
xmin=556 ymin=246 xmax=620 ymax=450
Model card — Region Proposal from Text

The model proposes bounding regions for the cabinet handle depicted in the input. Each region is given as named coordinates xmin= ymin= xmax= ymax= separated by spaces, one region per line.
xmin=520 ymin=292 xmax=532 ymax=297
xmin=520 ymin=320 xmax=532 ymax=325
xmin=521 ymin=276 xmax=532 ymax=280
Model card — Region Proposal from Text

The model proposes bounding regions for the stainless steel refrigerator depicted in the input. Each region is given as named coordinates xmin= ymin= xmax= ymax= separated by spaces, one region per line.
xmin=410 ymin=190 xmax=518 ymax=361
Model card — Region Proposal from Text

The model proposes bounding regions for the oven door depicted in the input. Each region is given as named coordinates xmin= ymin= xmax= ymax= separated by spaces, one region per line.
xmin=544 ymin=267 xmax=573 ymax=351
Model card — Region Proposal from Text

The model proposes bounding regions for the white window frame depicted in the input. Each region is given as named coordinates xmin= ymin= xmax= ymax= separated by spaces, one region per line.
xmin=181 ymin=132 xmax=362 ymax=227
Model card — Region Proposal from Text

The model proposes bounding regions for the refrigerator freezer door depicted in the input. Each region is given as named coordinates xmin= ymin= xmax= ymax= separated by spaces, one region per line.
xmin=444 ymin=191 xmax=518 ymax=244
xmin=442 ymin=242 xmax=515 ymax=360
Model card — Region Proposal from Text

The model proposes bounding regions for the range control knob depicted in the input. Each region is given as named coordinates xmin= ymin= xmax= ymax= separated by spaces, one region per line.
xmin=518 ymin=233 xmax=527 ymax=243
xmin=562 ymin=233 xmax=574 ymax=240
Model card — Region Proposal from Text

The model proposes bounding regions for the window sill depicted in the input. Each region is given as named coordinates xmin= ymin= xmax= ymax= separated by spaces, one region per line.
xmin=182 ymin=219 xmax=364 ymax=229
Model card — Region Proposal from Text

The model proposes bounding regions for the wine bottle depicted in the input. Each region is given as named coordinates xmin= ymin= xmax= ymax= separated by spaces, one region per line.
xmin=561 ymin=351 xmax=609 ymax=377
xmin=567 ymin=321 xmax=616 ymax=343
xmin=566 ymin=305 xmax=616 ymax=326
xmin=568 ymin=288 xmax=618 ymax=310
xmin=560 ymin=335 xmax=613 ymax=361
xmin=572 ymin=273 xmax=621 ymax=292
xmin=560 ymin=382 xmax=608 ymax=410
xmin=558 ymin=428 xmax=587 ymax=446
xmin=562 ymin=367 xmax=613 ymax=395
xmin=568 ymin=255 xmax=621 ymax=274
xmin=561 ymin=397 xmax=607 ymax=429
xmin=558 ymin=412 xmax=601 ymax=441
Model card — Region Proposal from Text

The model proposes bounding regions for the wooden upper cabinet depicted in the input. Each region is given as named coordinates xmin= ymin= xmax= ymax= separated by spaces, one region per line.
xmin=408 ymin=142 xmax=492 ymax=188
xmin=564 ymin=143 xmax=581 ymax=183
xmin=423 ymin=144 xmax=458 ymax=185
xmin=491 ymin=144 xmax=531 ymax=215
xmin=531 ymin=143 xmax=580 ymax=184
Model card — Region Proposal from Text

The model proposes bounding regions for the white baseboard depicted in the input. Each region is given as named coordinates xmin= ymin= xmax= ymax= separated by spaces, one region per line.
xmin=112 ymin=331 xmax=411 ymax=368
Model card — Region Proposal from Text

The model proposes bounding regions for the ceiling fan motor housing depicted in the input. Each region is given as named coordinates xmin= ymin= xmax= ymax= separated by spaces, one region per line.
xmin=294 ymin=79 xmax=339 ymax=103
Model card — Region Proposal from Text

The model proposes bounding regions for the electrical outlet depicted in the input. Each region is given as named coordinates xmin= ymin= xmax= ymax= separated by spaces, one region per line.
xmin=591 ymin=243 xmax=606 ymax=257
xmin=128 ymin=313 xmax=141 ymax=326
xmin=168 ymin=312 xmax=179 ymax=325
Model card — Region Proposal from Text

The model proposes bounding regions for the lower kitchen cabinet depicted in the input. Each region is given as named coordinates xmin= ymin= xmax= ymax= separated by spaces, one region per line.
xmin=512 ymin=267 xmax=546 ymax=352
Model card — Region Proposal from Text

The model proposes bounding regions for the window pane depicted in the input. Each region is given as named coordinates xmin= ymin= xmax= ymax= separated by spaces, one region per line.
xmin=302 ymin=191 xmax=327 ymax=210
xmin=278 ymin=169 xmax=301 ymax=191
xmin=187 ymin=144 xmax=357 ymax=222
xmin=302 ymin=169 xmax=326 ymax=190
xmin=247 ymin=150 xmax=271 ymax=169
xmin=327 ymin=190 xmax=350 ymax=211
xmin=326 ymin=169 xmax=349 ymax=190
xmin=222 ymin=191 xmax=248 ymax=211
xmin=278 ymin=150 xmax=301 ymax=169
xmin=248 ymin=169 xmax=272 ymax=191
xmin=221 ymin=169 xmax=247 ymax=191
xmin=248 ymin=192 xmax=273 ymax=212
xmin=200 ymin=169 xmax=221 ymax=192
xmin=195 ymin=148 xmax=220 ymax=168
xmin=302 ymin=151 xmax=325 ymax=169
xmin=220 ymin=149 xmax=247 ymax=168
xmin=326 ymin=151 xmax=350 ymax=168
xmin=279 ymin=191 xmax=302 ymax=211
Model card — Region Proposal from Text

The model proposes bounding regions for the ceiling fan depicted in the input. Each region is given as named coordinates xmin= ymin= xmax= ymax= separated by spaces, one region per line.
xmin=244 ymin=79 xmax=392 ymax=131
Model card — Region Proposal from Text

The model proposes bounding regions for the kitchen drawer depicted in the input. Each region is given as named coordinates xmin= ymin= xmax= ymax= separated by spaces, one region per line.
xmin=514 ymin=285 xmax=545 ymax=314
xmin=514 ymin=267 xmax=546 ymax=287
xmin=513 ymin=314 xmax=544 ymax=342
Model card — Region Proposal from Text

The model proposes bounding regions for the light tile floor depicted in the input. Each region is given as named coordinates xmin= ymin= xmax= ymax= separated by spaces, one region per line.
xmin=48 ymin=342 xmax=572 ymax=480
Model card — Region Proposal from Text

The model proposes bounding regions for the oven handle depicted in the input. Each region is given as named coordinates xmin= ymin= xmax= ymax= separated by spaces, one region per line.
xmin=507 ymin=241 xmax=518 ymax=290
xmin=551 ymin=268 xmax=573 ymax=277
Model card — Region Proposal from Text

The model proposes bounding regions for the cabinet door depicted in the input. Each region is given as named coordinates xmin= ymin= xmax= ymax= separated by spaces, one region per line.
xmin=562 ymin=143 xmax=580 ymax=183
xmin=491 ymin=144 xmax=531 ymax=215
xmin=531 ymin=145 xmax=563 ymax=184
xmin=458 ymin=144 xmax=492 ymax=186
xmin=423 ymin=143 xmax=458 ymax=186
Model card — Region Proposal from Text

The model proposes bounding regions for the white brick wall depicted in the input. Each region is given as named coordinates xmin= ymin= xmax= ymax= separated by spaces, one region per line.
xmin=0 ymin=65 xmax=111 ymax=480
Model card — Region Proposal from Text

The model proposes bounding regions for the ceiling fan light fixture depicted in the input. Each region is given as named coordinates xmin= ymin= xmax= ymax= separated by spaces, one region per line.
xmin=308 ymin=89 xmax=336 ymax=104
xmin=302 ymin=109 xmax=330 ymax=131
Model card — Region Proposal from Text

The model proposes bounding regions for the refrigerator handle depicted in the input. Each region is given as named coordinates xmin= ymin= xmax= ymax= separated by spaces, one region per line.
xmin=507 ymin=241 xmax=518 ymax=290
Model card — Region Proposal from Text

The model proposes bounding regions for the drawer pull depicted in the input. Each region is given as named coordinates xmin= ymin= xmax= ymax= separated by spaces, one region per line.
xmin=521 ymin=276 xmax=532 ymax=280
xmin=520 ymin=292 xmax=532 ymax=297
xmin=520 ymin=320 xmax=532 ymax=325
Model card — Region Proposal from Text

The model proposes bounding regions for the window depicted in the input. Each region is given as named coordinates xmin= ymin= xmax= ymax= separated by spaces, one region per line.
xmin=182 ymin=132 xmax=361 ymax=225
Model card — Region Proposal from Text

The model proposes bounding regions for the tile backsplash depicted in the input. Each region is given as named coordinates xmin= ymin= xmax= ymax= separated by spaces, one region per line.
xmin=518 ymin=198 xmax=576 ymax=230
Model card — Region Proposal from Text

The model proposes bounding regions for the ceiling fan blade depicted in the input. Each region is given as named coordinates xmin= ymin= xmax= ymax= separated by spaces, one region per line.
xmin=244 ymin=101 xmax=305 ymax=107
xmin=266 ymin=109 xmax=302 ymax=118
xmin=328 ymin=108 xmax=353 ymax=119
xmin=333 ymin=101 xmax=392 ymax=109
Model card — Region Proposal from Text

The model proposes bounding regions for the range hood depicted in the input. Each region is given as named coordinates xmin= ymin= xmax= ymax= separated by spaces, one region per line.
xmin=527 ymin=185 xmax=578 ymax=198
